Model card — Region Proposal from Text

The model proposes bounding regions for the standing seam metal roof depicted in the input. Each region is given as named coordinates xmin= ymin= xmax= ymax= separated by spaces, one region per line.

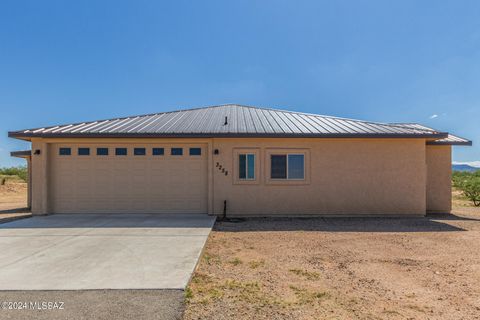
xmin=8 ymin=104 xmax=456 ymax=140
xmin=391 ymin=123 xmax=472 ymax=145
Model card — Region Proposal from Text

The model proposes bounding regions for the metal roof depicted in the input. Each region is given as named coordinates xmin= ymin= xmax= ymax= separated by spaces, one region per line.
xmin=392 ymin=123 xmax=472 ymax=146
xmin=9 ymin=104 xmax=452 ymax=140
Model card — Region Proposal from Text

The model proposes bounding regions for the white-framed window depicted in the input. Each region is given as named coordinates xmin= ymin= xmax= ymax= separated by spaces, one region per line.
xmin=270 ymin=154 xmax=305 ymax=180
xmin=239 ymin=154 xmax=255 ymax=180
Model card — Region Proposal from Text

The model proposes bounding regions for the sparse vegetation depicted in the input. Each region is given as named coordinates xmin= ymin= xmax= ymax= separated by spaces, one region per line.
xmin=289 ymin=268 xmax=320 ymax=280
xmin=228 ymin=257 xmax=243 ymax=266
xmin=248 ymin=260 xmax=265 ymax=269
xmin=453 ymin=171 xmax=480 ymax=206
xmin=203 ymin=252 xmax=221 ymax=265
xmin=185 ymin=287 xmax=194 ymax=301
xmin=289 ymin=285 xmax=329 ymax=305
xmin=0 ymin=166 xmax=28 ymax=182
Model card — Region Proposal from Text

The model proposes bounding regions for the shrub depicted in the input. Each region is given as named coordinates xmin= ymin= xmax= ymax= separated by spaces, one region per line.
xmin=0 ymin=166 xmax=28 ymax=182
xmin=461 ymin=177 xmax=480 ymax=206
xmin=453 ymin=171 xmax=480 ymax=206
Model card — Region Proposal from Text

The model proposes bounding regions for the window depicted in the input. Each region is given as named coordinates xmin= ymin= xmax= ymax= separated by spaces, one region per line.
xmin=287 ymin=154 xmax=305 ymax=179
xmin=134 ymin=148 xmax=146 ymax=156
xmin=271 ymin=154 xmax=304 ymax=179
xmin=171 ymin=148 xmax=183 ymax=156
xmin=239 ymin=154 xmax=255 ymax=180
xmin=59 ymin=148 xmax=71 ymax=156
xmin=271 ymin=155 xmax=287 ymax=179
xmin=152 ymin=148 xmax=164 ymax=156
xmin=115 ymin=148 xmax=127 ymax=156
xmin=78 ymin=148 xmax=90 ymax=156
xmin=97 ymin=148 xmax=109 ymax=156
xmin=189 ymin=148 xmax=201 ymax=156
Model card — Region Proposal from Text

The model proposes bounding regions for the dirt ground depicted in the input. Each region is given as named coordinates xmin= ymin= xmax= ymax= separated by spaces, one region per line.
xmin=0 ymin=181 xmax=30 ymax=221
xmin=0 ymin=181 xmax=27 ymax=210
xmin=185 ymin=196 xmax=480 ymax=320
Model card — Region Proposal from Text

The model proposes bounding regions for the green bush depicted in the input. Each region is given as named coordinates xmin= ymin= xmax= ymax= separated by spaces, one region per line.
xmin=453 ymin=171 xmax=480 ymax=206
xmin=0 ymin=166 xmax=28 ymax=182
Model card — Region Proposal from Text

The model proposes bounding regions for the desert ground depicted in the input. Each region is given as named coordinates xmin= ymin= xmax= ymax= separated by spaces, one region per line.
xmin=185 ymin=191 xmax=480 ymax=320
xmin=1 ymin=181 xmax=479 ymax=319
xmin=0 ymin=180 xmax=30 ymax=222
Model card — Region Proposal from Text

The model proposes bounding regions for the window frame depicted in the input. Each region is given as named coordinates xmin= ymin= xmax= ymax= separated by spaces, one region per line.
xmin=233 ymin=148 xmax=260 ymax=185
xmin=270 ymin=154 xmax=305 ymax=180
xmin=265 ymin=149 xmax=309 ymax=185
xmin=189 ymin=147 xmax=202 ymax=156
xmin=78 ymin=147 xmax=90 ymax=156
xmin=171 ymin=148 xmax=183 ymax=156
xmin=59 ymin=147 xmax=71 ymax=156
xmin=152 ymin=148 xmax=164 ymax=156
xmin=238 ymin=153 xmax=256 ymax=180
xmin=134 ymin=147 xmax=146 ymax=156
xmin=115 ymin=147 xmax=128 ymax=156
xmin=96 ymin=147 xmax=109 ymax=156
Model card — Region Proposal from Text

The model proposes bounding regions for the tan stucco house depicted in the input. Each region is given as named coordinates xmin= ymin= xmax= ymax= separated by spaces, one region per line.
xmin=9 ymin=104 xmax=471 ymax=217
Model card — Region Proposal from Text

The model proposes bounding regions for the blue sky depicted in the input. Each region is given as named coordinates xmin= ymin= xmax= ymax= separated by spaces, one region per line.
xmin=1 ymin=0 xmax=479 ymax=167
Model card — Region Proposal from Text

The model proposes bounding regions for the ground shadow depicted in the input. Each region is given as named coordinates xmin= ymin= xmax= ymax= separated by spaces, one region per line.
xmin=0 ymin=213 xmax=216 ymax=229
xmin=0 ymin=207 xmax=31 ymax=214
xmin=215 ymin=215 xmax=470 ymax=232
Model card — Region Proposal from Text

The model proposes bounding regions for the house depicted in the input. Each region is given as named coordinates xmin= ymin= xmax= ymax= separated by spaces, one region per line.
xmin=9 ymin=104 xmax=472 ymax=216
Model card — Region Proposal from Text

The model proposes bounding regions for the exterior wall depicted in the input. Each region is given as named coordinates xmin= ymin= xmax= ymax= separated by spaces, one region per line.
xmin=28 ymin=137 xmax=429 ymax=216
xmin=212 ymin=138 xmax=427 ymax=216
xmin=31 ymin=139 xmax=49 ymax=215
xmin=26 ymin=157 xmax=32 ymax=208
xmin=426 ymin=145 xmax=452 ymax=213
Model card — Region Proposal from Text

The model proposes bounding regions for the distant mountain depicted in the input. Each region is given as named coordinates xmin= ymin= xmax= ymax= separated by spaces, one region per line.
xmin=452 ymin=164 xmax=480 ymax=172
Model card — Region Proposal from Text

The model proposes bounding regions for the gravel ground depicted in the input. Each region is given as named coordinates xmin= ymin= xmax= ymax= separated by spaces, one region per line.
xmin=184 ymin=208 xmax=480 ymax=320
xmin=0 ymin=290 xmax=185 ymax=320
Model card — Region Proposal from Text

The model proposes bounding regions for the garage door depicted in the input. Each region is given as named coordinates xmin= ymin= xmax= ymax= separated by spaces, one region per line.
xmin=50 ymin=143 xmax=208 ymax=214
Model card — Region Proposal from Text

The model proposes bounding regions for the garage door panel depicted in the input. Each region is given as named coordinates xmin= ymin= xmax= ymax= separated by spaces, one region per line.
xmin=50 ymin=144 xmax=208 ymax=214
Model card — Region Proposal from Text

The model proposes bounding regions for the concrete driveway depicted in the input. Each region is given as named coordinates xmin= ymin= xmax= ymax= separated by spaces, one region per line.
xmin=0 ymin=213 xmax=215 ymax=290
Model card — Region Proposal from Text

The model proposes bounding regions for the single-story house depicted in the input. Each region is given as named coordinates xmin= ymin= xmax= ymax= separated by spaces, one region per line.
xmin=9 ymin=104 xmax=472 ymax=217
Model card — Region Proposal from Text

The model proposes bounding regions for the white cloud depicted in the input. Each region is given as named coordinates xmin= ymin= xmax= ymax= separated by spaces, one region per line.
xmin=452 ymin=161 xmax=480 ymax=168
xmin=429 ymin=114 xmax=439 ymax=119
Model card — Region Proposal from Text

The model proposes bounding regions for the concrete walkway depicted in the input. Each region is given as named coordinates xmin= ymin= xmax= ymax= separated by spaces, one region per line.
xmin=0 ymin=213 xmax=215 ymax=290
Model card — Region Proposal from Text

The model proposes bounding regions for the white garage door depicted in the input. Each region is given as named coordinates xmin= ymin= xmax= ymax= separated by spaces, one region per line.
xmin=50 ymin=143 xmax=208 ymax=214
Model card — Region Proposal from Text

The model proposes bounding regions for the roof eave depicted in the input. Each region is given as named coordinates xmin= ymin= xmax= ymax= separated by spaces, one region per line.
xmin=7 ymin=132 xmax=449 ymax=139
xmin=10 ymin=150 xmax=32 ymax=158
xmin=427 ymin=140 xmax=473 ymax=146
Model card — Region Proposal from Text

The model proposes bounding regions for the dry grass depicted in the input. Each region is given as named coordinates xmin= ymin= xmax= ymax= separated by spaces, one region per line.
xmin=185 ymin=203 xmax=480 ymax=320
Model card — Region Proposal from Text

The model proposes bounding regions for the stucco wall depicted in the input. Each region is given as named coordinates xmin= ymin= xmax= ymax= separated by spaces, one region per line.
xmin=29 ymin=137 xmax=430 ymax=216
xmin=31 ymin=139 xmax=49 ymax=215
xmin=426 ymin=145 xmax=452 ymax=213
xmin=212 ymin=138 xmax=427 ymax=216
